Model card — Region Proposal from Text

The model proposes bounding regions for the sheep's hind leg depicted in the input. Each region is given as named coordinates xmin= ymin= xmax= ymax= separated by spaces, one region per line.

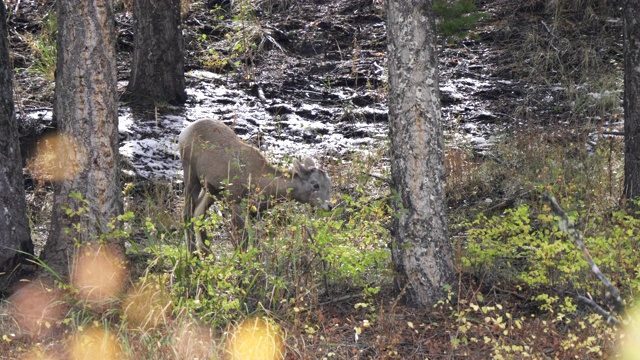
xmin=183 ymin=169 xmax=202 ymax=254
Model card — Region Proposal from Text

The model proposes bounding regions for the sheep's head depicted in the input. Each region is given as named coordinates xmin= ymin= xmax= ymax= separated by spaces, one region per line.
xmin=290 ymin=157 xmax=333 ymax=211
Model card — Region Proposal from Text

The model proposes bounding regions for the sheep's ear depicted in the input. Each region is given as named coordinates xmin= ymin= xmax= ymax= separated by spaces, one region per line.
xmin=301 ymin=157 xmax=316 ymax=169
xmin=293 ymin=157 xmax=315 ymax=176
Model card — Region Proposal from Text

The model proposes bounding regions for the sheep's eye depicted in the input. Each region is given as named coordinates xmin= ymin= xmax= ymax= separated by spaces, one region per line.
xmin=312 ymin=182 xmax=320 ymax=190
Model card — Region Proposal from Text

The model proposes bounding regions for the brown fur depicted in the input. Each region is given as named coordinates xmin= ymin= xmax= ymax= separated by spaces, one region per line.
xmin=178 ymin=119 xmax=332 ymax=253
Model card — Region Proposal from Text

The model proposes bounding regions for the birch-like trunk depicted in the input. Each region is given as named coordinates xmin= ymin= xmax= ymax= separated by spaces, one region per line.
xmin=386 ymin=0 xmax=456 ymax=306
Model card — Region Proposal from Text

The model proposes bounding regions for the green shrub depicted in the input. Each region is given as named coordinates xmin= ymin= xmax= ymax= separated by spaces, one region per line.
xmin=433 ymin=0 xmax=488 ymax=40
xmin=140 ymin=188 xmax=392 ymax=328
xmin=27 ymin=12 xmax=58 ymax=81
xmin=460 ymin=200 xmax=640 ymax=303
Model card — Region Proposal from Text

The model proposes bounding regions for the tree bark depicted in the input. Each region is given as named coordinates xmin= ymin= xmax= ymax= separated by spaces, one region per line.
xmin=41 ymin=0 xmax=122 ymax=278
xmin=386 ymin=0 xmax=456 ymax=306
xmin=623 ymin=0 xmax=640 ymax=203
xmin=125 ymin=0 xmax=186 ymax=105
xmin=0 ymin=1 xmax=34 ymax=294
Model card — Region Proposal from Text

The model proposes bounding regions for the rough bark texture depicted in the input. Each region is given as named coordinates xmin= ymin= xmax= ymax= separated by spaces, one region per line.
xmin=624 ymin=0 xmax=640 ymax=202
xmin=41 ymin=0 xmax=122 ymax=278
xmin=125 ymin=0 xmax=186 ymax=104
xmin=386 ymin=0 xmax=456 ymax=306
xmin=0 ymin=1 xmax=34 ymax=294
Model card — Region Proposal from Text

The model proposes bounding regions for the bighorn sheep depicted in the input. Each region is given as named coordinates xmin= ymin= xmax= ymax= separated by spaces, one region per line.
xmin=178 ymin=119 xmax=333 ymax=253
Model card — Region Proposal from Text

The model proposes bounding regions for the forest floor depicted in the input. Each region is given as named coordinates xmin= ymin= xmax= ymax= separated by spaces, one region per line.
xmin=2 ymin=0 xmax=630 ymax=358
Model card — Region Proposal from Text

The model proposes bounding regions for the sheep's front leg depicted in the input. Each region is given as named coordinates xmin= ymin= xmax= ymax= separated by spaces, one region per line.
xmin=230 ymin=203 xmax=249 ymax=250
xmin=192 ymin=190 xmax=215 ymax=254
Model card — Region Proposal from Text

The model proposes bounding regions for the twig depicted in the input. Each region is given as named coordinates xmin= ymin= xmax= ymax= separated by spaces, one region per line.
xmin=577 ymin=295 xmax=620 ymax=326
xmin=318 ymin=293 xmax=365 ymax=306
xmin=263 ymin=34 xmax=285 ymax=53
xmin=362 ymin=171 xmax=391 ymax=186
xmin=484 ymin=191 xmax=532 ymax=213
xmin=390 ymin=281 xmax=410 ymax=312
xmin=542 ymin=193 xmax=626 ymax=321
xmin=304 ymin=225 xmax=329 ymax=294
xmin=490 ymin=286 xmax=529 ymax=301
xmin=540 ymin=21 xmax=560 ymax=52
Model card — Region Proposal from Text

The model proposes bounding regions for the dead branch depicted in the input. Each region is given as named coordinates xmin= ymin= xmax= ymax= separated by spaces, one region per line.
xmin=577 ymin=295 xmax=620 ymax=326
xmin=542 ymin=192 xmax=626 ymax=322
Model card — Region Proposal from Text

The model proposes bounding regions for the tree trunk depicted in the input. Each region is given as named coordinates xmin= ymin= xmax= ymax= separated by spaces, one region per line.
xmin=386 ymin=0 xmax=456 ymax=306
xmin=0 ymin=1 xmax=34 ymax=294
xmin=41 ymin=0 xmax=122 ymax=278
xmin=624 ymin=0 xmax=640 ymax=203
xmin=125 ymin=0 xmax=186 ymax=105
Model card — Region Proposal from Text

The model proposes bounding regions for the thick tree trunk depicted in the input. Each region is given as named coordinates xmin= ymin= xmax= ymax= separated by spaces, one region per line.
xmin=386 ymin=0 xmax=456 ymax=306
xmin=0 ymin=1 xmax=34 ymax=294
xmin=624 ymin=0 xmax=640 ymax=203
xmin=125 ymin=0 xmax=186 ymax=105
xmin=41 ymin=0 xmax=122 ymax=278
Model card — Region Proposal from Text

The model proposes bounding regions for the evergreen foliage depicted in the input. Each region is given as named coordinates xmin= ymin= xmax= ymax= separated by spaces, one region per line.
xmin=433 ymin=0 xmax=488 ymax=40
